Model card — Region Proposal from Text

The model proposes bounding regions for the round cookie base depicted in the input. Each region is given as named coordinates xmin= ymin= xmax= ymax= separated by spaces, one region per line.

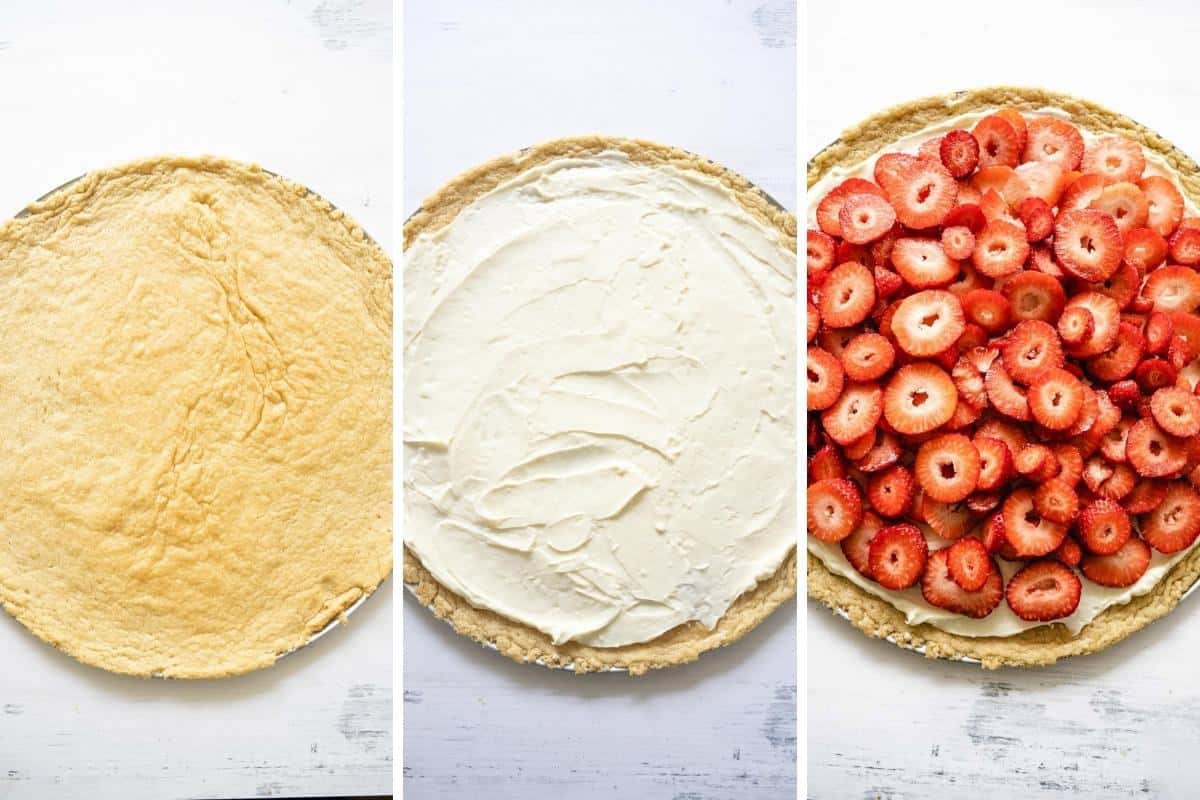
xmin=807 ymin=85 xmax=1200 ymax=668
xmin=403 ymin=135 xmax=798 ymax=673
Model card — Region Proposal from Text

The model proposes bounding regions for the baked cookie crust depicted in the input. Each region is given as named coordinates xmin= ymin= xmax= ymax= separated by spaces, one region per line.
xmin=403 ymin=136 xmax=797 ymax=674
xmin=807 ymin=86 xmax=1200 ymax=668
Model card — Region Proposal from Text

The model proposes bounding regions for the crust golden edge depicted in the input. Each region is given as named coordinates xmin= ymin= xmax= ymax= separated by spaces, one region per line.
xmin=807 ymin=85 xmax=1200 ymax=668
xmin=402 ymin=135 xmax=798 ymax=674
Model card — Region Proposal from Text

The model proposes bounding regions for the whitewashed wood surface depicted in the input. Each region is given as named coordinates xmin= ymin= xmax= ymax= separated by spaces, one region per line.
xmin=0 ymin=1 xmax=392 ymax=798
xmin=403 ymin=1 xmax=796 ymax=798
xmin=808 ymin=2 xmax=1200 ymax=798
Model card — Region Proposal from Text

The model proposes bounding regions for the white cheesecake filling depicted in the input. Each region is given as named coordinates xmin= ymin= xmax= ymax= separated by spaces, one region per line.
xmin=808 ymin=106 xmax=1200 ymax=637
xmin=406 ymin=151 xmax=796 ymax=647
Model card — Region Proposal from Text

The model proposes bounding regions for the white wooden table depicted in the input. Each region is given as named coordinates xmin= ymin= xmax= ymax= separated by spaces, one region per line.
xmin=0 ymin=2 xmax=392 ymax=798
xmin=808 ymin=2 xmax=1200 ymax=797
xmin=403 ymin=2 xmax=796 ymax=797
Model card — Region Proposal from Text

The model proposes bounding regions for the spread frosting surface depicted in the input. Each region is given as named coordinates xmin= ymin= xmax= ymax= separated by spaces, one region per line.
xmin=808 ymin=106 xmax=1200 ymax=638
xmin=405 ymin=151 xmax=796 ymax=647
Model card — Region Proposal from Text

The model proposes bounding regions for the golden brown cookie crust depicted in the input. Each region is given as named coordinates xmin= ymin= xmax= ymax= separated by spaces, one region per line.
xmin=807 ymin=86 xmax=1200 ymax=668
xmin=0 ymin=156 xmax=392 ymax=678
xmin=403 ymin=136 xmax=797 ymax=674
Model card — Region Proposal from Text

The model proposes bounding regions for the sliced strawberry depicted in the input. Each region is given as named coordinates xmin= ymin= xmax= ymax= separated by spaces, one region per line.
xmin=1089 ymin=181 xmax=1148 ymax=236
xmin=1086 ymin=321 xmax=1145 ymax=383
xmin=891 ymin=237 xmax=959 ymax=288
xmin=941 ymin=225 xmax=976 ymax=261
xmin=1053 ymin=442 xmax=1085 ymax=487
xmin=809 ymin=442 xmax=846 ymax=482
xmin=1135 ymin=358 xmax=1177 ymax=393
xmin=914 ymin=433 xmax=981 ymax=503
xmin=1028 ymin=367 xmax=1084 ymax=431
xmin=944 ymin=203 xmax=986 ymax=234
xmin=1143 ymin=265 xmax=1200 ymax=313
xmin=1002 ymin=487 xmax=1068 ymax=557
xmin=883 ymin=362 xmax=958 ymax=435
xmin=1126 ymin=478 xmax=1168 ymax=514
xmin=867 ymin=464 xmax=915 ymax=518
xmin=946 ymin=537 xmax=991 ymax=591
xmin=952 ymin=346 xmax=996 ymax=408
xmin=839 ymin=193 xmax=898 ymax=244
xmin=882 ymin=156 xmax=958 ymax=229
xmin=807 ymin=346 xmax=845 ymax=410
xmin=973 ymin=115 xmax=1021 ymax=168
xmin=937 ymin=129 xmax=980 ymax=177
xmin=1006 ymin=559 xmax=1082 ymax=621
xmin=1063 ymin=291 xmax=1121 ymax=357
xmin=1054 ymin=209 xmax=1123 ymax=282
xmin=1168 ymin=226 xmax=1200 ymax=266
xmin=1002 ymin=319 xmax=1065 ymax=384
xmin=1096 ymin=461 xmax=1137 ymax=501
xmin=836 ymin=240 xmax=870 ymax=267
xmin=807 ymin=229 xmax=836 ymax=276
xmin=843 ymin=428 xmax=877 ymax=460
xmin=1081 ymin=536 xmax=1151 ymax=588
xmin=1094 ymin=261 xmax=1141 ymax=311
xmin=807 ymin=300 xmax=820 ymax=343
xmin=1100 ymin=417 xmax=1135 ymax=462
xmin=821 ymin=382 xmax=883 ymax=445
xmin=973 ymin=435 xmax=1013 ymax=491
xmin=1023 ymin=117 xmax=1085 ymax=170
xmin=816 ymin=177 xmax=886 ymax=237
xmin=841 ymin=332 xmax=896 ymax=382
xmin=868 ymin=523 xmax=929 ymax=590
xmin=1061 ymin=173 xmax=1106 ymax=212
xmin=960 ymin=289 xmax=1011 ymax=334
xmin=1053 ymin=537 xmax=1084 ymax=568
xmin=807 ymin=478 xmax=864 ymax=542
xmin=1139 ymin=175 xmax=1185 ymax=238
xmin=966 ymin=492 xmax=1001 ymax=514
xmin=1083 ymin=135 xmax=1146 ymax=184
xmin=1141 ymin=483 xmax=1200 ymax=552
xmin=980 ymin=510 xmax=1007 ymax=554
xmin=1150 ymin=385 xmax=1200 ymax=437
xmin=1124 ymin=227 xmax=1170 ymax=272
xmin=1018 ymin=197 xmax=1054 ymax=242
xmin=945 ymin=263 xmax=990 ymax=297
xmin=854 ymin=431 xmax=902 ymax=473
xmin=840 ymin=511 xmax=883 ymax=578
xmin=818 ymin=261 xmax=877 ymax=328
xmin=994 ymin=108 xmax=1028 ymax=150
xmin=1125 ymin=417 xmax=1188 ymax=477
xmin=918 ymin=136 xmax=943 ymax=162
xmin=891 ymin=290 xmax=966 ymax=357
xmin=922 ymin=547 xmax=1004 ymax=618
xmin=1003 ymin=270 xmax=1066 ymax=324
xmin=972 ymin=219 xmax=1030 ymax=278
xmin=1056 ymin=305 xmax=1094 ymax=347
xmin=1034 ymin=479 xmax=1080 ymax=525
xmin=1078 ymin=498 xmax=1132 ymax=555
xmin=921 ymin=496 xmax=973 ymax=540
xmin=1012 ymin=161 xmax=1067 ymax=207
xmin=1170 ymin=332 xmax=1195 ymax=370
xmin=986 ymin=360 xmax=1031 ymax=421
xmin=978 ymin=187 xmax=1019 ymax=225
xmin=1016 ymin=443 xmax=1061 ymax=483
xmin=1145 ymin=311 xmax=1175 ymax=354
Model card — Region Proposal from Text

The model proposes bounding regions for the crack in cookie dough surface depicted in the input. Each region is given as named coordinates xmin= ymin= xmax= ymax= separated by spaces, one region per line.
xmin=0 ymin=156 xmax=392 ymax=678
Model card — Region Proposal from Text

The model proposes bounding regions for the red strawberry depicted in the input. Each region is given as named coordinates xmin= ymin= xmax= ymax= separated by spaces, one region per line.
xmin=816 ymin=177 xmax=886 ymax=238
xmin=839 ymin=193 xmax=898 ymax=244
xmin=1034 ymin=479 xmax=1080 ymax=525
xmin=1125 ymin=417 xmax=1188 ymax=477
xmin=979 ymin=511 xmax=1007 ymax=554
xmin=940 ymin=129 xmax=980 ymax=177
xmin=944 ymin=203 xmax=986 ymax=234
xmin=1169 ymin=333 xmax=1195 ymax=370
xmin=1169 ymin=225 xmax=1200 ymax=266
xmin=1056 ymin=305 xmax=1094 ymax=347
xmin=818 ymin=261 xmax=876 ymax=328
xmin=972 ymin=219 xmax=1030 ymax=278
xmin=1006 ymin=560 xmax=1082 ymax=621
xmin=807 ymin=478 xmax=864 ymax=542
xmin=1145 ymin=311 xmax=1174 ymax=354
xmin=1125 ymin=478 xmax=1168 ymax=514
xmin=1063 ymin=291 xmax=1121 ymax=357
xmin=1016 ymin=443 xmax=1061 ymax=483
xmin=952 ymin=346 xmax=997 ymax=408
xmin=1012 ymin=161 xmax=1068 ymax=207
xmin=946 ymin=537 xmax=991 ymax=591
xmin=960 ymin=289 xmax=1011 ymax=334
xmin=840 ymin=512 xmax=883 ymax=578
xmin=1054 ymin=209 xmax=1122 ymax=282
xmin=921 ymin=547 xmax=1004 ymax=618
xmin=891 ymin=237 xmax=959 ymax=288
xmin=882 ymin=156 xmax=958 ymax=229
xmin=1053 ymin=443 xmax=1085 ymax=487
xmin=1095 ymin=262 xmax=1141 ymax=311
xmin=1082 ymin=136 xmax=1147 ymax=184
xmin=995 ymin=108 xmax=1028 ymax=150
xmin=973 ymin=115 xmax=1021 ymax=168
xmin=1002 ymin=487 xmax=1068 ymax=557
xmin=1124 ymin=227 xmax=1169 ymax=272
xmin=914 ymin=433 xmax=981 ymax=503
xmin=807 ymin=346 xmax=845 ymax=410
xmin=1023 ymin=117 xmax=1085 ymax=170
xmin=867 ymin=464 xmax=916 ymax=518
xmin=873 ymin=266 xmax=904 ymax=299
xmin=1135 ymin=358 xmax=1177 ymax=393
xmin=1086 ymin=321 xmax=1145 ymax=383
xmin=821 ymin=383 xmax=883 ymax=445
xmin=1081 ymin=536 xmax=1151 ymax=588
xmin=808 ymin=442 xmax=846 ymax=482
xmin=966 ymin=492 xmax=1002 ymax=515
xmin=1141 ymin=483 xmax=1200 ymax=552
xmin=920 ymin=496 xmax=973 ymax=540
xmin=1138 ymin=175 xmax=1185 ymax=238
xmin=891 ymin=290 xmax=966 ymax=357
xmin=1053 ymin=537 xmax=1084 ymax=568
xmin=807 ymin=301 xmax=820 ymax=343
xmin=1099 ymin=417 xmax=1135 ymax=462
xmin=941 ymin=225 xmax=976 ymax=261
xmin=841 ymin=332 xmax=896 ymax=382
xmin=1143 ymin=265 xmax=1200 ymax=313
xmin=1027 ymin=242 xmax=1064 ymax=277
xmin=807 ymin=229 xmax=836 ymax=275
xmin=1090 ymin=182 xmax=1148 ymax=236
xmin=918 ymin=136 xmax=943 ymax=162
xmin=1028 ymin=368 xmax=1084 ymax=431
xmin=883 ymin=362 xmax=958 ymax=435
xmin=1002 ymin=270 xmax=1066 ymax=324
xmin=854 ymin=431 xmax=902 ymax=473
xmin=986 ymin=360 xmax=1031 ymax=421
xmin=1017 ymin=197 xmax=1054 ymax=242
xmin=868 ymin=523 xmax=929 ymax=589
xmin=1150 ymin=385 xmax=1200 ymax=437
xmin=1077 ymin=498 xmax=1132 ymax=555
xmin=1002 ymin=319 xmax=1065 ymax=384
xmin=973 ymin=435 xmax=1013 ymax=491
xmin=1061 ymin=173 xmax=1106 ymax=212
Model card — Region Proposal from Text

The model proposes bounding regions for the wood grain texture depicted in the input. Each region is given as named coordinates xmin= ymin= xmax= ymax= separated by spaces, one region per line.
xmin=0 ymin=1 xmax=391 ymax=798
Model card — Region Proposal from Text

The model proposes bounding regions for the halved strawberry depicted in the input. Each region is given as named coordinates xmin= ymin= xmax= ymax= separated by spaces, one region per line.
xmin=960 ymin=289 xmax=1011 ymax=334
xmin=883 ymin=362 xmax=959 ymax=435
xmin=822 ymin=382 xmax=883 ymax=445
xmin=941 ymin=225 xmax=976 ymax=261
xmin=946 ymin=537 xmax=991 ymax=591
xmin=973 ymin=115 xmax=1021 ymax=168
xmin=857 ymin=446 xmax=910 ymax=508
xmin=1054 ymin=209 xmax=1123 ymax=282
xmin=868 ymin=523 xmax=929 ymax=590
xmin=891 ymin=290 xmax=966 ymax=357
xmin=891 ymin=237 xmax=959 ymax=288
xmin=1086 ymin=321 xmax=1145 ymax=383
xmin=1124 ymin=227 xmax=1170 ymax=272
xmin=1053 ymin=536 xmax=1084 ymax=568
xmin=816 ymin=177 xmax=886 ymax=237
xmin=839 ymin=193 xmax=898 ymax=244
xmin=1028 ymin=368 xmax=1084 ymax=431
xmin=1125 ymin=417 xmax=1188 ymax=477
xmin=914 ymin=433 xmax=981 ymax=503
xmin=808 ymin=478 xmax=864 ymax=542
xmin=809 ymin=442 xmax=846 ymax=482
xmin=1146 ymin=311 xmax=1175 ymax=354
xmin=1081 ymin=536 xmax=1151 ymax=588
xmin=1002 ymin=319 xmax=1065 ymax=384
xmin=1141 ymin=483 xmax=1200 ymax=552
xmin=1006 ymin=559 xmax=1082 ymax=621
xmin=1061 ymin=173 xmax=1106 ymax=212
xmin=1089 ymin=181 xmax=1148 ymax=236
xmin=972 ymin=219 xmax=1030 ymax=278
xmin=1023 ymin=117 xmax=1085 ymax=170
xmin=881 ymin=156 xmax=958 ymax=229
xmin=1078 ymin=498 xmax=1132 ymax=555
xmin=1056 ymin=305 xmax=1094 ymax=346
xmin=922 ymin=547 xmax=1004 ymax=618
xmin=985 ymin=360 xmax=1031 ymax=421
xmin=1034 ymin=479 xmax=1080 ymax=525
xmin=1083 ymin=135 xmax=1147 ymax=184
xmin=1143 ymin=265 xmax=1200 ymax=313
xmin=1139 ymin=175 xmax=1185 ymax=238
xmin=1150 ymin=385 xmax=1200 ymax=437
xmin=973 ymin=435 xmax=1013 ymax=491
xmin=1126 ymin=478 xmax=1168 ymax=514
xmin=807 ymin=346 xmax=845 ymax=410
xmin=807 ymin=229 xmax=836 ymax=276
xmin=1168 ymin=226 xmax=1200 ymax=266
xmin=939 ymin=129 xmax=980 ymax=177
xmin=841 ymin=332 xmax=896 ymax=382
xmin=818 ymin=261 xmax=877 ymax=328
xmin=840 ymin=511 xmax=883 ymax=578
xmin=1063 ymin=291 xmax=1121 ymax=357
xmin=944 ymin=203 xmax=986 ymax=234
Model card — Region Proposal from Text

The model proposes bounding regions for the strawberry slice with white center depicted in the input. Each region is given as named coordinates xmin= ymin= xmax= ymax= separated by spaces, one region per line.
xmin=1081 ymin=536 xmax=1151 ymax=588
xmin=867 ymin=523 xmax=929 ymax=590
xmin=1006 ymin=560 xmax=1082 ymax=621
xmin=1012 ymin=161 xmax=1067 ymax=207
xmin=883 ymin=362 xmax=958 ymax=435
xmin=816 ymin=177 xmax=886 ymax=238
xmin=807 ymin=478 xmax=864 ymax=543
xmin=1062 ymin=291 xmax=1121 ymax=357
xmin=1141 ymin=483 xmax=1200 ymax=552
xmin=1028 ymin=367 xmax=1084 ymax=431
xmin=1089 ymin=181 xmax=1149 ymax=236
xmin=1138 ymin=175 xmax=1184 ymax=238
xmin=1125 ymin=417 xmax=1188 ymax=477
xmin=1078 ymin=498 xmax=1132 ymax=555
xmin=1033 ymin=479 xmax=1080 ymax=525
xmin=1143 ymin=265 xmax=1200 ymax=313
xmin=1082 ymin=136 xmax=1147 ymax=184
xmin=972 ymin=219 xmax=1030 ymax=277
xmin=840 ymin=511 xmax=883 ymax=578
xmin=939 ymin=129 xmax=980 ymax=177
xmin=1002 ymin=319 xmax=1065 ymax=384
xmin=946 ymin=537 xmax=991 ymax=591
xmin=1002 ymin=487 xmax=1068 ymax=557
xmin=838 ymin=193 xmax=897 ymax=244
xmin=840 ymin=332 xmax=895 ymax=382
xmin=972 ymin=115 xmax=1021 ymax=168
xmin=1056 ymin=305 xmax=1094 ymax=347
xmin=1150 ymin=385 xmax=1200 ymax=437
xmin=867 ymin=464 xmax=915 ymax=518
xmin=1061 ymin=173 xmax=1105 ymax=212
xmin=941 ymin=225 xmax=975 ymax=260
xmin=973 ymin=436 xmax=1013 ymax=492
xmin=1168 ymin=226 xmax=1200 ymax=266
xmin=985 ymin=360 xmax=1031 ymax=421
xmin=821 ymin=382 xmax=883 ymax=445
xmin=1125 ymin=227 xmax=1169 ymax=271
xmin=1003 ymin=270 xmax=1066 ymax=324
xmin=1054 ymin=209 xmax=1123 ymax=282
xmin=891 ymin=237 xmax=959 ymax=288
xmin=881 ymin=156 xmax=958 ymax=229
xmin=1023 ymin=118 xmax=1085 ymax=170
xmin=806 ymin=346 xmax=845 ymax=411
xmin=818 ymin=261 xmax=876 ymax=328
xmin=923 ymin=547 xmax=1004 ymax=617
xmin=807 ymin=229 xmax=836 ymax=275
xmin=891 ymin=289 xmax=966 ymax=357
xmin=914 ymin=433 xmax=981 ymax=503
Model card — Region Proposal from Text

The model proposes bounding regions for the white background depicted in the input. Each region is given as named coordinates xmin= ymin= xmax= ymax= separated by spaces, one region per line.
xmin=0 ymin=2 xmax=392 ymax=799
xmin=403 ymin=1 xmax=797 ymax=798
xmin=808 ymin=1 xmax=1200 ymax=798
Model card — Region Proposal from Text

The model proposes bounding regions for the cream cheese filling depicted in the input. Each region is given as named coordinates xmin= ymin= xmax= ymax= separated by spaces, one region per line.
xmin=405 ymin=151 xmax=796 ymax=647
xmin=808 ymin=106 xmax=1200 ymax=638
